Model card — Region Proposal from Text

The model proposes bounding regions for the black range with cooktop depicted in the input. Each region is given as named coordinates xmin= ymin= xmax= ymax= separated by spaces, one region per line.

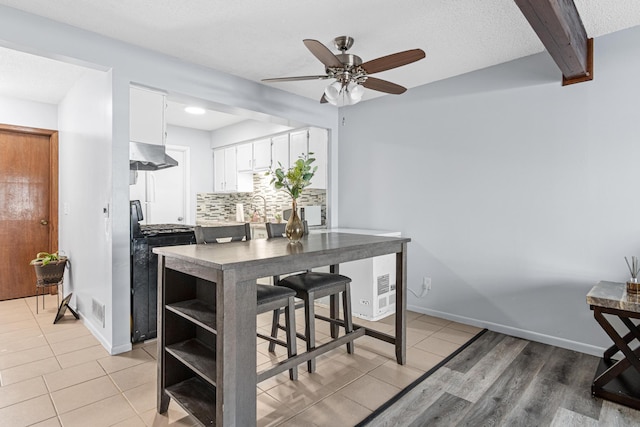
xmin=130 ymin=200 xmax=195 ymax=343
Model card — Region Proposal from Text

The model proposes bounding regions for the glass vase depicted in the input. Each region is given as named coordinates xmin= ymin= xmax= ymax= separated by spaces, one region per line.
xmin=285 ymin=199 xmax=304 ymax=243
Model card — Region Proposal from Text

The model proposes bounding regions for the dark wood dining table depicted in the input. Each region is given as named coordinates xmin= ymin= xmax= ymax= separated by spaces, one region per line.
xmin=154 ymin=231 xmax=410 ymax=426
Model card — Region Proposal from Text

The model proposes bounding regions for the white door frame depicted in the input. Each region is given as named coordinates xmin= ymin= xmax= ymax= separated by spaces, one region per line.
xmin=166 ymin=144 xmax=191 ymax=224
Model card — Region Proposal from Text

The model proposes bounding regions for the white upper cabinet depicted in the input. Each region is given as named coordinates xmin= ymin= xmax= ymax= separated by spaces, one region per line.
xmin=289 ymin=130 xmax=308 ymax=166
xmin=237 ymin=139 xmax=271 ymax=172
xmin=271 ymin=134 xmax=289 ymax=171
xmin=236 ymin=142 xmax=253 ymax=172
xmin=130 ymin=86 xmax=165 ymax=145
xmin=237 ymin=173 xmax=253 ymax=193
xmin=213 ymin=148 xmax=226 ymax=192
xmin=271 ymin=129 xmax=327 ymax=189
xmin=213 ymin=146 xmax=252 ymax=193
xmin=224 ymin=147 xmax=238 ymax=192
xmin=308 ymin=128 xmax=327 ymax=190
xmin=253 ymin=139 xmax=272 ymax=171
xmin=213 ymin=146 xmax=238 ymax=192
xmin=214 ymin=127 xmax=327 ymax=192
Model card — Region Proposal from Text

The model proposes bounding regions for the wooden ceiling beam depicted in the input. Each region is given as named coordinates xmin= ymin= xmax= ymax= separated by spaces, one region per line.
xmin=514 ymin=0 xmax=593 ymax=85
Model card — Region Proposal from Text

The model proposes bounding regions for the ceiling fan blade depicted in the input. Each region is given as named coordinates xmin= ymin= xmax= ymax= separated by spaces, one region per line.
xmin=361 ymin=49 xmax=425 ymax=74
xmin=362 ymin=77 xmax=407 ymax=95
xmin=262 ymin=75 xmax=329 ymax=82
xmin=320 ymin=93 xmax=328 ymax=104
xmin=303 ymin=39 xmax=343 ymax=68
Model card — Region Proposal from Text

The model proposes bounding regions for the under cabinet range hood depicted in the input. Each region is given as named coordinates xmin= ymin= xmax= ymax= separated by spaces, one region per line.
xmin=129 ymin=141 xmax=178 ymax=171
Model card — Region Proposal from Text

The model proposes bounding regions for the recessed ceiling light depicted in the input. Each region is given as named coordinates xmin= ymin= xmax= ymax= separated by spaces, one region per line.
xmin=184 ymin=106 xmax=206 ymax=115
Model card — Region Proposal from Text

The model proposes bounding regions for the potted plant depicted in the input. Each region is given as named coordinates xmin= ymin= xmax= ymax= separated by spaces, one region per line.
xmin=268 ymin=153 xmax=317 ymax=242
xmin=30 ymin=251 xmax=67 ymax=284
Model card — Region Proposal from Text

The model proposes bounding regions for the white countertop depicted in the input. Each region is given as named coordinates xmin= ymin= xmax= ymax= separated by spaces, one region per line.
xmin=197 ymin=220 xmax=267 ymax=227
xmin=322 ymin=228 xmax=401 ymax=237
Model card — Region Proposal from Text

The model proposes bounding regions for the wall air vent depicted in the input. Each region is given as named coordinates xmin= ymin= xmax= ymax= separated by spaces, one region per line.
xmin=92 ymin=298 xmax=105 ymax=328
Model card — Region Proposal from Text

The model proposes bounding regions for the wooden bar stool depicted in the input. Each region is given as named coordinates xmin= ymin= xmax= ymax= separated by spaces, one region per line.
xmin=265 ymin=222 xmax=354 ymax=373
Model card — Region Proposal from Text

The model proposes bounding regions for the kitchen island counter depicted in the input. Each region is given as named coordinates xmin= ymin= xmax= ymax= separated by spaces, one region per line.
xmin=154 ymin=232 xmax=410 ymax=426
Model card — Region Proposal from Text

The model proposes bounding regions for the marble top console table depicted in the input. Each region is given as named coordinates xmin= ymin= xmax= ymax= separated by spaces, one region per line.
xmin=587 ymin=281 xmax=640 ymax=409
xmin=154 ymin=232 xmax=410 ymax=426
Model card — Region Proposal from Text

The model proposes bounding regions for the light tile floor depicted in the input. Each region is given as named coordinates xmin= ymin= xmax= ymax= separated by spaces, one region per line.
xmin=0 ymin=294 xmax=481 ymax=426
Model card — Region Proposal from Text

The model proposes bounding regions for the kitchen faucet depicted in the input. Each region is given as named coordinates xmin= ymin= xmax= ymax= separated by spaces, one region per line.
xmin=250 ymin=194 xmax=267 ymax=222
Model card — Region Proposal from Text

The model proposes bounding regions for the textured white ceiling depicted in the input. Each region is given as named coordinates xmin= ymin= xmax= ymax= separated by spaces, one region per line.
xmin=0 ymin=0 xmax=639 ymax=108
xmin=0 ymin=46 xmax=88 ymax=104
xmin=166 ymin=100 xmax=247 ymax=131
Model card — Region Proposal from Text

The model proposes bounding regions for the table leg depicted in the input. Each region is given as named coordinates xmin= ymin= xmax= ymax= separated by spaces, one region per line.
xmin=395 ymin=243 xmax=407 ymax=365
xmin=216 ymin=271 xmax=257 ymax=426
xmin=329 ymin=265 xmax=340 ymax=338
xmin=157 ymin=255 xmax=170 ymax=414
xmin=158 ymin=391 xmax=170 ymax=414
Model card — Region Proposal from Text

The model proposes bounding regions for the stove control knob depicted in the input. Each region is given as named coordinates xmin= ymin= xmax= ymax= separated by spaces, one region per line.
xmin=177 ymin=217 xmax=184 ymax=222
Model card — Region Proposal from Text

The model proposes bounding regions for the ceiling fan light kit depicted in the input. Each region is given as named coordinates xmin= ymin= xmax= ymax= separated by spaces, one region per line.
xmin=262 ymin=36 xmax=425 ymax=106
xmin=324 ymin=80 xmax=364 ymax=106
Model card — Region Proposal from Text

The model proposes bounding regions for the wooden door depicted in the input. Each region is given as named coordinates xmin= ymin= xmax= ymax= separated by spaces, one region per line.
xmin=0 ymin=125 xmax=58 ymax=300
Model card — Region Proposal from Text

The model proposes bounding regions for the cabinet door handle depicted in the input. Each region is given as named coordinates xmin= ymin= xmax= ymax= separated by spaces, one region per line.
xmin=40 ymin=219 xmax=48 ymax=225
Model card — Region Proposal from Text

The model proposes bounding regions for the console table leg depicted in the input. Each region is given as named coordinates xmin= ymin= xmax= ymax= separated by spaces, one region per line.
xmin=595 ymin=309 xmax=640 ymax=373
xmin=593 ymin=307 xmax=640 ymax=391
xmin=588 ymin=282 xmax=640 ymax=410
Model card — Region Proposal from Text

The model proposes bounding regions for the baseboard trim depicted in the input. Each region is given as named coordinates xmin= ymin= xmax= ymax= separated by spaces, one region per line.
xmin=407 ymin=304 xmax=605 ymax=357
xmin=75 ymin=309 xmax=132 ymax=355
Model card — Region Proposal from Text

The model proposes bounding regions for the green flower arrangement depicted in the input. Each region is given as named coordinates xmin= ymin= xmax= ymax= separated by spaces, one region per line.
xmin=268 ymin=153 xmax=317 ymax=199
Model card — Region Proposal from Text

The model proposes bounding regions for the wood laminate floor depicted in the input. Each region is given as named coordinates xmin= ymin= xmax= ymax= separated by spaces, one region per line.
xmin=0 ymin=293 xmax=480 ymax=426
xmin=364 ymin=330 xmax=640 ymax=426
xmin=5 ymin=293 xmax=640 ymax=426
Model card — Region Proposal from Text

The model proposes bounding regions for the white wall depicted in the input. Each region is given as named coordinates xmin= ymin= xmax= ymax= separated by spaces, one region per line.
xmin=166 ymin=125 xmax=214 ymax=225
xmin=0 ymin=95 xmax=57 ymax=129
xmin=0 ymin=5 xmax=338 ymax=352
xmin=58 ymin=69 xmax=115 ymax=350
xmin=338 ymin=26 xmax=640 ymax=356
xmin=210 ymin=120 xmax=293 ymax=149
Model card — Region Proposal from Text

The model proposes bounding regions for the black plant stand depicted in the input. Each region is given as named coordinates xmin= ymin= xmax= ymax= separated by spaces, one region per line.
xmin=36 ymin=279 xmax=62 ymax=314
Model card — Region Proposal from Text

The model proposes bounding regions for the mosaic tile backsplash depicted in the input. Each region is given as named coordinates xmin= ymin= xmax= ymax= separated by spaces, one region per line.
xmin=197 ymin=173 xmax=326 ymax=224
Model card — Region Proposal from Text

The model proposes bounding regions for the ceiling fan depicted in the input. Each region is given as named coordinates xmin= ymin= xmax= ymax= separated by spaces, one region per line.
xmin=262 ymin=36 xmax=426 ymax=106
